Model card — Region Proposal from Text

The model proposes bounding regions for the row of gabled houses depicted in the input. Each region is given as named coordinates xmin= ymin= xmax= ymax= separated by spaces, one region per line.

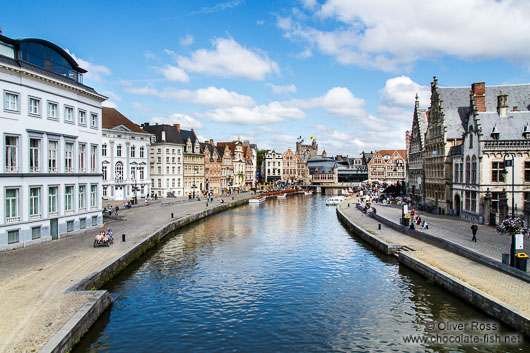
xmin=407 ymin=77 xmax=530 ymax=224
xmin=103 ymin=108 xmax=258 ymax=201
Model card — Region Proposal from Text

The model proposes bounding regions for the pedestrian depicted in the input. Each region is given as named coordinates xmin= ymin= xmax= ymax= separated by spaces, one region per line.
xmin=411 ymin=209 xmax=415 ymax=218
xmin=114 ymin=205 xmax=119 ymax=217
xmin=471 ymin=222 xmax=478 ymax=242
xmin=422 ymin=221 xmax=429 ymax=230
xmin=416 ymin=216 xmax=421 ymax=226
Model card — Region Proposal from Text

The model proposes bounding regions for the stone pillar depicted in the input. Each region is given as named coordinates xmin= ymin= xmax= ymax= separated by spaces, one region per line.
xmin=499 ymin=189 xmax=508 ymax=222
xmin=482 ymin=189 xmax=491 ymax=225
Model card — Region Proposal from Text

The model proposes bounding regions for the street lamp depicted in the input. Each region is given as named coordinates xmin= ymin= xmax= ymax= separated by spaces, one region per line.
xmin=501 ymin=153 xmax=516 ymax=266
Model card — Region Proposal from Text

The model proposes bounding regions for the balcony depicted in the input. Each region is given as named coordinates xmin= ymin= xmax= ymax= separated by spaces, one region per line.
xmin=79 ymin=168 xmax=86 ymax=173
xmin=6 ymin=216 xmax=20 ymax=224
xmin=30 ymin=214 xmax=41 ymax=221
xmin=65 ymin=167 xmax=74 ymax=173
xmin=91 ymin=168 xmax=98 ymax=173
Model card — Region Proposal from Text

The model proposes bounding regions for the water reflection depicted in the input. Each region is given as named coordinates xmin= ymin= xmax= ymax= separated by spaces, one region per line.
xmin=75 ymin=195 xmax=527 ymax=353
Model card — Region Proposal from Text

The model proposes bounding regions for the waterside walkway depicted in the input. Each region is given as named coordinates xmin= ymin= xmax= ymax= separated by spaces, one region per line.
xmin=0 ymin=193 xmax=252 ymax=353
xmin=338 ymin=202 xmax=530 ymax=336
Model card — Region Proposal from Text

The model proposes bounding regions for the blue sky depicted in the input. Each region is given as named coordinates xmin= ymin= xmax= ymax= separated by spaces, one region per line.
xmin=4 ymin=0 xmax=530 ymax=155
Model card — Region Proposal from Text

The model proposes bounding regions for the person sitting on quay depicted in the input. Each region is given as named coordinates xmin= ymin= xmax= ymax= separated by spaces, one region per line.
xmin=368 ymin=207 xmax=377 ymax=217
xmin=422 ymin=221 xmax=429 ymax=229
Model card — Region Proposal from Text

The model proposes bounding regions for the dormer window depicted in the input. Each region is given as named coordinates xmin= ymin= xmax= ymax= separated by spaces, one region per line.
xmin=523 ymin=124 xmax=530 ymax=139
xmin=491 ymin=125 xmax=499 ymax=140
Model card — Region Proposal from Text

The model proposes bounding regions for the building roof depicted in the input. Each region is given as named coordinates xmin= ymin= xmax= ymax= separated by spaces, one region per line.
xmin=437 ymin=86 xmax=471 ymax=139
xmin=102 ymin=108 xmax=150 ymax=134
xmin=141 ymin=123 xmax=183 ymax=144
xmin=375 ymin=149 xmax=406 ymax=160
xmin=476 ymin=111 xmax=530 ymax=141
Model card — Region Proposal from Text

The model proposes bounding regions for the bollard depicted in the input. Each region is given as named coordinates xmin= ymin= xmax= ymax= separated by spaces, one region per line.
xmin=122 ymin=233 xmax=126 ymax=242
xmin=206 ymin=202 xmax=208 ymax=207
xmin=378 ymin=224 xmax=381 ymax=230
xmin=347 ymin=203 xmax=350 ymax=207
xmin=232 ymin=196 xmax=234 ymax=200
xmin=171 ymin=213 xmax=174 ymax=218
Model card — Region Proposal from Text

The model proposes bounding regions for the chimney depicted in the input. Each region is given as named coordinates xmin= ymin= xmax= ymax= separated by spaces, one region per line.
xmin=513 ymin=106 xmax=518 ymax=112
xmin=497 ymin=94 xmax=508 ymax=116
xmin=161 ymin=130 xmax=166 ymax=142
xmin=209 ymin=139 xmax=214 ymax=145
xmin=174 ymin=124 xmax=180 ymax=132
xmin=471 ymin=82 xmax=486 ymax=112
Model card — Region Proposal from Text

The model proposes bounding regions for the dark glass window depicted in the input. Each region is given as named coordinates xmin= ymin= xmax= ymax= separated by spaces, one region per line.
xmin=19 ymin=41 xmax=79 ymax=81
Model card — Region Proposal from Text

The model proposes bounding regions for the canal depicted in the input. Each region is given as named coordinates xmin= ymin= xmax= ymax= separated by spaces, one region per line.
xmin=75 ymin=195 xmax=527 ymax=352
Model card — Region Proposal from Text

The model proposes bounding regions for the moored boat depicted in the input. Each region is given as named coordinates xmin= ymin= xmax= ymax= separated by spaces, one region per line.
xmin=277 ymin=193 xmax=287 ymax=199
xmin=325 ymin=196 xmax=346 ymax=206
xmin=249 ymin=196 xmax=266 ymax=203
xmin=304 ymin=190 xmax=313 ymax=195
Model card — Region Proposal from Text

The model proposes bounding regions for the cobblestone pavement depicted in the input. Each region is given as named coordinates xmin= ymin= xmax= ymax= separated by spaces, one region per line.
xmin=374 ymin=204 xmax=530 ymax=262
xmin=339 ymin=203 xmax=530 ymax=321
xmin=0 ymin=193 xmax=252 ymax=353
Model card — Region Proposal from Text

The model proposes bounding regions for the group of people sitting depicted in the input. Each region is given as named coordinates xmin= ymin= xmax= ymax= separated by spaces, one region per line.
xmin=95 ymin=228 xmax=113 ymax=244
xmin=413 ymin=215 xmax=429 ymax=229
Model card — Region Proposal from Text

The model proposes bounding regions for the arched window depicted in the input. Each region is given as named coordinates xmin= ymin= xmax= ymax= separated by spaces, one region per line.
xmin=465 ymin=156 xmax=470 ymax=184
xmin=471 ymin=156 xmax=477 ymax=184
xmin=115 ymin=162 xmax=123 ymax=182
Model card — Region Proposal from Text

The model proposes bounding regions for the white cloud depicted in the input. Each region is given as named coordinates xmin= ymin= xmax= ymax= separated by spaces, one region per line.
xmin=64 ymin=49 xmax=111 ymax=82
xmin=125 ymin=86 xmax=255 ymax=107
xmin=266 ymin=83 xmax=297 ymax=94
xmin=144 ymin=51 xmax=158 ymax=60
xmin=279 ymin=0 xmax=530 ymax=71
xmin=177 ymin=37 xmax=279 ymax=80
xmin=189 ymin=0 xmax=243 ymax=15
xmin=132 ymin=102 xmax=155 ymax=112
xmin=377 ymin=76 xmax=430 ymax=121
xmin=202 ymin=101 xmax=305 ymax=124
xmin=289 ymin=86 xmax=366 ymax=118
xmin=149 ymin=113 xmax=203 ymax=129
xmin=256 ymin=19 xmax=265 ymax=26
xmin=180 ymin=34 xmax=194 ymax=46
xmin=156 ymin=64 xmax=190 ymax=82
xmin=102 ymin=90 xmax=121 ymax=102
xmin=102 ymin=100 xmax=118 ymax=109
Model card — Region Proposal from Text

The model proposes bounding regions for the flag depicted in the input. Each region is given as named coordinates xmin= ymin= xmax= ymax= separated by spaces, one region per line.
xmin=310 ymin=136 xmax=314 ymax=140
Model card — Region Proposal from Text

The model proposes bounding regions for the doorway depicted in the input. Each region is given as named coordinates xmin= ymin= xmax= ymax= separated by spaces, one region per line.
xmin=50 ymin=218 xmax=58 ymax=240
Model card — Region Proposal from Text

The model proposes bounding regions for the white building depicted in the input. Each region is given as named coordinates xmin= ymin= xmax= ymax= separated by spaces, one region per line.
xmin=263 ymin=150 xmax=283 ymax=183
xmin=0 ymin=34 xmax=106 ymax=250
xmin=102 ymin=107 xmax=153 ymax=201
xmin=141 ymin=123 xmax=184 ymax=197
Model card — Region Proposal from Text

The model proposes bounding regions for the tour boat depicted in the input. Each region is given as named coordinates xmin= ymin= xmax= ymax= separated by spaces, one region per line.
xmin=325 ymin=196 xmax=346 ymax=206
xmin=304 ymin=190 xmax=313 ymax=196
xmin=249 ymin=196 xmax=266 ymax=203
xmin=277 ymin=193 xmax=287 ymax=199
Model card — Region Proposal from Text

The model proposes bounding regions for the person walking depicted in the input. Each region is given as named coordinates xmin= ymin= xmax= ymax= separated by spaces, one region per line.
xmin=471 ymin=222 xmax=478 ymax=242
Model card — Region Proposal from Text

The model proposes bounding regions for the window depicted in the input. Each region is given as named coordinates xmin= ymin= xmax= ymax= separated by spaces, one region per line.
xmin=78 ymin=144 xmax=86 ymax=172
xmin=29 ymin=97 xmax=40 ymax=116
xmin=491 ymin=161 xmax=504 ymax=182
xmin=5 ymin=188 xmax=19 ymax=223
xmin=65 ymin=143 xmax=73 ymax=172
xmin=116 ymin=144 xmax=122 ymax=157
xmin=48 ymin=187 xmax=58 ymax=215
xmin=465 ymin=156 xmax=470 ymax=184
xmin=29 ymin=138 xmax=40 ymax=172
xmin=90 ymin=113 xmax=98 ymax=128
xmin=139 ymin=146 xmax=144 ymax=158
xmin=102 ymin=165 xmax=108 ymax=180
xmin=102 ymin=186 xmax=107 ymax=197
xmin=48 ymin=102 xmax=58 ymax=119
xmin=4 ymin=91 xmax=19 ymax=112
xmin=65 ymin=106 xmax=74 ymax=123
xmin=471 ymin=156 xmax=477 ymax=184
xmin=5 ymin=135 xmax=18 ymax=172
xmin=131 ymin=146 xmax=136 ymax=158
xmin=158 ymin=179 xmax=161 ymax=187
xmin=32 ymin=227 xmax=41 ymax=240
xmin=131 ymin=166 xmax=136 ymax=180
xmin=525 ymin=161 xmax=530 ymax=182
xmin=115 ymin=162 xmax=123 ymax=182
xmin=65 ymin=186 xmax=73 ymax=212
xmin=78 ymin=110 xmax=86 ymax=125
xmin=48 ymin=141 xmax=58 ymax=172
xmin=166 ymin=156 xmax=169 ymax=163
xmin=92 ymin=216 xmax=98 ymax=226
xmin=90 ymin=145 xmax=97 ymax=172
xmin=139 ymin=167 xmax=144 ymax=180
xmin=157 ymin=157 xmax=161 ymax=164
xmin=102 ymin=144 xmax=107 ymax=157
xmin=29 ymin=187 xmax=40 ymax=219
xmin=157 ymin=166 xmax=161 ymax=174
xmin=471 ymin=191 xmax=477 ymax=213
xmin=67 ymin=220 xmax=74 ymax=232
xmin=468 ymin=126 xmax=473 ymax=148
xmin=7 ymin=230 xmax=19 ymax=244
xmin=79 ymin=218 xmax=86 ymax=229
xmin=79 ymin=185 xmax=86 ymax=210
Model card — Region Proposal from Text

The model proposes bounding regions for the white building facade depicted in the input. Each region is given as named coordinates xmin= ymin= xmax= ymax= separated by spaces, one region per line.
xmin=263 ymin=150 xmax=283 ymax=183
xmin=102 ymin=107 xmax=153 ymax=201
xmin=0 ymin=35 xmax=106 ymax=250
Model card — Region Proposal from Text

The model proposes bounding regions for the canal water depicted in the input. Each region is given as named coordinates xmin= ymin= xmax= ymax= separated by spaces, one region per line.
xmin=75 ymin=195 xmax=527 ymax=353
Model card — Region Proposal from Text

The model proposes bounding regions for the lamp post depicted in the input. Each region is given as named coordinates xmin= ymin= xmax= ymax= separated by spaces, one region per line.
xmin=501 ymin=153 xmax=516 ymax=266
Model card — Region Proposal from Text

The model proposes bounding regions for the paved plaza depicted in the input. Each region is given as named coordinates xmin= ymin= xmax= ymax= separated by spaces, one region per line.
xmin=0 ymin=193 xmax=252 ymax=353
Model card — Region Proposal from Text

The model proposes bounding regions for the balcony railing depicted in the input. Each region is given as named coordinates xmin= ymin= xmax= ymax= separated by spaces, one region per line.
xmin=6 ymin=216 xmax=20 ymax=223
xmin=65 ymin=167 xmax=74 ymax=173
xmin=49 ymin=167 xmax=58 ymax=173
xmin=30 ymin=214 xmax=41 ymax=220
